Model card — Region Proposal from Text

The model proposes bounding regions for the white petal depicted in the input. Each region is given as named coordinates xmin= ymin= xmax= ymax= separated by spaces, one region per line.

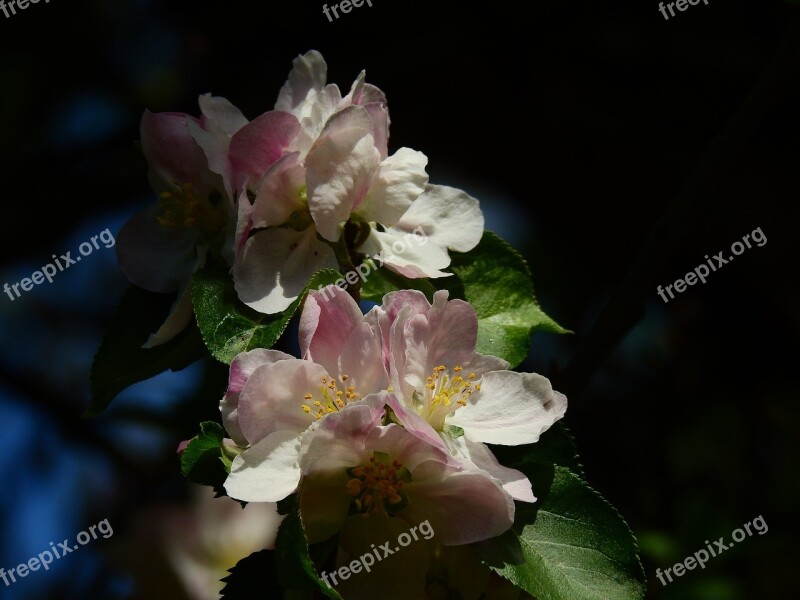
xmin=238 ymin=359 xmax=328 ymax=444
xmin=453 ymin=437 xmax=535 ymax=503
xmin=142 ymin=282 xmax=194 ymax=348
xmin=143 ymin=243 xmax=206 ymax=347
xmin=251 ymin=152 xmax=307 ymax=228
xmin=394 ymin=184 xmax=484 ymax=253
xmin=448 ymin=371 xmax=567 ymax=445
xmin=297 ymin=84 xmax=342 ymax=149
xmin=224 ymin=431 xmax=302 ymax=503
xmin=198 ymin=94 xmax=248 ymax=136
xmin=233 ymin=226 xmax=338 ymax=314
xmin=359 ymin=228 xmax=452 ymax=279
xmin=275 ymin=50 xmax=328 ymax=113
xmin=355 ymin=148 xmax=428 ymax=226
xmin=306 ymin=108 xmax=380 ymax=242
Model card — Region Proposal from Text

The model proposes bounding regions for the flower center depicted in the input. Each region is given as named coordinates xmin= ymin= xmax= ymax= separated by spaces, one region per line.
xmin=417 ymin=365 xmax=481 ymax=430
xmin=300 ymin=374 xmax=360 ymax=420
xmin=157 ymin=183 xmax=225 ymax=236
xmin=346 ymin=452 xmax=410 ymax=517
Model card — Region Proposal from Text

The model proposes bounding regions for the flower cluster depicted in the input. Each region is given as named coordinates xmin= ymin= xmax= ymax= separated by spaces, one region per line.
xmin=220 ymin=286 xmax=567 ymax=594
xmin=125 ymin=50 xmax=570 ymax=597
xmin=99 ymin=48 xmax=648 ymax=600
xmin=117 ymin=50 xmax=484 ymax=345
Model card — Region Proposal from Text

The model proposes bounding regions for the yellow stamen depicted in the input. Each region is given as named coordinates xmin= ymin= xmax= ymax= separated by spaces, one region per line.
xmin=156 ymin=183 xmax=225 ymax=236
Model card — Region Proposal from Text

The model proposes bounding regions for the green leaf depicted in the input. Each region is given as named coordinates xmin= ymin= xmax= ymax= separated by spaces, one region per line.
xmin=275 ymin=506 xmax=343 ymax=599
xmin=192 ymin=267 xmax=342 ymax=364
xmin=495 ymin=465 xmax=646 ymax=600
xmin=87 ymin=285 xmax=206 ymax=416
xmin=437 ymin=231 xmax=569 ymax=368
xmin=180 ymin=421 xmax=230 ymax=495
xmin=220 ymin=549 xmax=282 ymax=599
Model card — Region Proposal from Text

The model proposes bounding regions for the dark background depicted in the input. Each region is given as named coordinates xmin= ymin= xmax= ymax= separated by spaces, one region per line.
xmin=1 ymin=0 xmax=797 ymax=598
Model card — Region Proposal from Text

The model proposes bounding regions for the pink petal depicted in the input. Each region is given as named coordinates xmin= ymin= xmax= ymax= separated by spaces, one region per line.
xmin=221 ymin=349 xmax=294 ymax=447
xmin=403 ymin=462 xmax=514 ymax=545
xmin=299 ymin=286 xmax=367 ymax=374
xmin=237 ymin=359 xmax=329 ymax=445
xmin=384 ymin=394 xmax=451 ymax=457
xmin=140 ymin=110 xmax=207 ymax=190
xmin=229 ymin=110 xmax=301 ymax=192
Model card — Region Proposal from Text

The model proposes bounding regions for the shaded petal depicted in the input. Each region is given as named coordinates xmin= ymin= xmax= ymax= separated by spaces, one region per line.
xmin=188 ymin=95 xmax=248 ymax=199
xmin=338 ymin=321 xmax=389 ymax=396
xmin=299 ymin=467 xmax=353 ymax=544
xmin=299 ymin=394 xmax=387 ymax=475
xmin=393 ymin=184 xmax=484 ymax=253
xmin=229 ymin=110 xmax=301 ymax=191
xmin=142 ymin=282 xmax=194 ymax=348
xmin=336 ymin=515 xmax=429 ymax=600
xmin=221 ymin=348 xmax=294 ymax=447
xmin=452 ymin=437 xmax=535 ymax=503
xmin=238 ymin=359 xmax=328 ymax=445
xmin=367 ymin=421 xmax=452 ymax=472
xmin=385 ymin=394 xmax=450 ymax=457
xmin=299 ymin=285 xmax=366 ymax=373
xmin=233 ymin=225 xmax=338 ymax=314
xmin=198 ymin=94 xmax=248 ymax=136
xmin=364 ymin=102 xmax=390 ymax=160
xmin=355 ymin=148 xmax=428 ymax=225
xmin=116 ymin=203 xmax=202 ymax=293
xmin=403 ymin=462 xmax=514 ymax=545
xmin=306 ymin=106 xmax=380 ymax=242
xmin=295 ymin=84 xmax=342 ymax=153
xmin=224 ymin=431 xmax=302 ymax=502
xmin=341 ymin=71 xmax=390 ymax=158
xmin=464 ymin=351 xmax=510 ymax=375
xmin=251 ymin=152 xmax=306 ymax=228
xmin=448 ymin=371 xmax=567 ymax=446
xmin=233 ymin=188 xmax=253 ymax=259
xmin=140 ymin=110 xmax=207 ymax=191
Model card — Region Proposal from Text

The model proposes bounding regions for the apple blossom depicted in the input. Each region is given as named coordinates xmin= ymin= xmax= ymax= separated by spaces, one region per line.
xmin=222 ymin=286 xmax=388 ymax=502
xmin=231 ymin=51 xmax=485 ymax=314
xmin=297 ymin=397 xmax=515 ymax=547
xmin=160 ymin=487 xmax=283 ymax=600
xmin=116 ymin=95 xmax=256 ymax=346
xmin=378 ymin=289 xmax=568 ymax=502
